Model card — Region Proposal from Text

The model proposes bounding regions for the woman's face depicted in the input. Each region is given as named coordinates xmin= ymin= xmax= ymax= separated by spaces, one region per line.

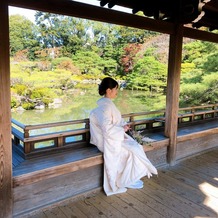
xmin=106 ymin=85 xmax=118 ymax=99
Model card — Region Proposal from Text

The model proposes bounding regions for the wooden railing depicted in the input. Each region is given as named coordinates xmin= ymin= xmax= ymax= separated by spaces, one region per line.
xmin=12 ymin=118 xmax=90 ymax=158
xmin=12 ymin=104 xmax=218 ymax=159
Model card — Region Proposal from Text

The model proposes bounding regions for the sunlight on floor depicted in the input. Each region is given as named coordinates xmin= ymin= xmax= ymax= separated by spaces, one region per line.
xmin=199 ymin=181 xmax=218 ymax=214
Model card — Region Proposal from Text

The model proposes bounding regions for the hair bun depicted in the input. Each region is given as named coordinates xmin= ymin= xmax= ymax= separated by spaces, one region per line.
xmin=98 ymin=77 xmax=118 ymax=96
xmin=98 ymin=84 xmax=105 ymax=96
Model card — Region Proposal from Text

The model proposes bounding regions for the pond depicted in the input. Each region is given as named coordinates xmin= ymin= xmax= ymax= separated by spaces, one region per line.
xmin=11 ymin=86 xmax=166 ymax=125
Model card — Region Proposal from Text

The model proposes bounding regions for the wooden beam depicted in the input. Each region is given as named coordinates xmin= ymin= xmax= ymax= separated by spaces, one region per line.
xmin=8 ymin=0 xmax=218 ymax=43
xmin=183 ymin=27 xmax=218 ymax=43
xmin=0 ymin=1 xmax=13 ymax=218
xmin=8 ymin=0 xmax=174 ymax=34
xmin=165 ymin=24 xmax=183 ymax=166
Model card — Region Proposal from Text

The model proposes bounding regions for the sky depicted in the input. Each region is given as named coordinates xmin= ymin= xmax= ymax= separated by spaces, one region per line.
xmin=9 ymin=0 xmax=131 ymax=23
xmin=9 ymin=6 xmax=36 ymax=22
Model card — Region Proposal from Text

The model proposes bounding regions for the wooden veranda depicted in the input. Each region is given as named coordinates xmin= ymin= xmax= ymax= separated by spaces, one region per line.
xmin=0 ymin=1 xmax=218 ymax=218
xmin=10 ymin=107 xmax=218 ymax=217
xmin=18 ymin=147 xmax=218 ymax=218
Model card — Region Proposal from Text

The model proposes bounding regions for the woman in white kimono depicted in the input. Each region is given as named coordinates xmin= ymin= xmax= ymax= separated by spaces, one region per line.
xmin=89 ymin=77 xmax=157 ymax=196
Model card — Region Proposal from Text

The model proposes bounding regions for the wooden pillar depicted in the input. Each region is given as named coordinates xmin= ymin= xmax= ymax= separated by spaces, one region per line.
xmin=165 ymin=24 xmax=183 ymax=166
xmin=0 ymin=1 xmax=13 ymax=218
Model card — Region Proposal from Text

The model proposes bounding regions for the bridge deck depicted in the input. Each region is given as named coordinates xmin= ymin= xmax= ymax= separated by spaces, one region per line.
xmin=19 ymin=146 xmax=218 ymax=218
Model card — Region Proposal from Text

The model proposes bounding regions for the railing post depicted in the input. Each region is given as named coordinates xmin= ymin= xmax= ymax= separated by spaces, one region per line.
xmin=190 ymin=108 xmax=195 ymax=122
xmin=57 ymin=136 xmax=64 ymax=147
xmin=85 ymin=119 xmax=90 ymax=143
xmin=24 ymin=129 xmax=31 ymax=154
xmin=147 ymin=121 xmax=153 ymax=131
xmin=129 ymin=114 xmax=135 ymax=130
xmin=212 ymin=105 xmax=215 ymax=118
xmin=14 ymin=136 xmax=20 ymax=146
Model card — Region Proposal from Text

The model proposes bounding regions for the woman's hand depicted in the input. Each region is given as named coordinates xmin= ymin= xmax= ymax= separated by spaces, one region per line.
xmin=123 ymin=124 xmax=131 ymax=132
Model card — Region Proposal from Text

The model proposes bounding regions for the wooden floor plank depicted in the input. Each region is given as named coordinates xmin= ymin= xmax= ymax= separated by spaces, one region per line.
xmin=84 ymin=194 xmax=126 ymax=218
xmin=151 ymin=170 xmax=217 ymax=215
xmin=179 ymin=157 xmax=218 ymax=178
xmin=200 ymin=195 xmax=218 ymax=215
xmin=169 ymin=163 xmax=218 ymax=186
xmin=127 ymin=188 xmax=184 ymax=218
xmin=58 ymin=204 xmax=87 ymax=218
xmin=207 ymin=149 xmax=218 ymax=159
xmin=12 ymin=150 xmax=25 ymax=168
xmin=23 ymin=147 xmax=218 ymax=218
xmin=141 ymin=177 xmax=216 ymax=217
xmin=160 ymin=167 xmax=218 ymax=199
xmin=25 ymin=212 xmax=47 ymax=218
xmin=196 ymin=151 xmax=218 ymax=164
xmin=74 ymin=198 xmax=107 ymax=218
xmin=44 ymin=207 xmax=68 ymax=218
xmin=97 ymin=192 xmax=145 ymax=218
xmin=139 ymin=182 xmax=195 ymax=217
xmin=66 ymin=202 xmax=89 ymax=218
xmin=115 ymin=190 xmax=162 ymax=218
xmin=187 ymin=158 xmax=218 ymax=173
xmin=186 ymin=153 xmax=218 ymax=169
xmin=155 ymin=169 xmax=207 ymax=200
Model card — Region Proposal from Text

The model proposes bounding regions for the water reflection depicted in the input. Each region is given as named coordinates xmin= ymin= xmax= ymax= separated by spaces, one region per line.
xmin=12 ymin=87 xmax=166 ymax=125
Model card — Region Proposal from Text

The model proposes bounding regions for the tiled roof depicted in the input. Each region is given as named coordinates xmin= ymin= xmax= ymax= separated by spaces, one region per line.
xmin=99 ymin=0 xmax=218 ymax=31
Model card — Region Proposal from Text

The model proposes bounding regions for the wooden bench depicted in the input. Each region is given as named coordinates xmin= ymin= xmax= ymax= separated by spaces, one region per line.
xmin=13 ymin=138 xmax=169 ymax=188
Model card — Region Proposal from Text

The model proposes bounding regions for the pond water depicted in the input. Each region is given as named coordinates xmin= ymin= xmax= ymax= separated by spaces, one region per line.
xmin=11 ymin=86 xmax=166 ymax=125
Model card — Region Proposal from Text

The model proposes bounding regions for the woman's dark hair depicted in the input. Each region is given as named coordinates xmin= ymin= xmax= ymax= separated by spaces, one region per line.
xmin=98 ymin=77 xmax=118 ymax=96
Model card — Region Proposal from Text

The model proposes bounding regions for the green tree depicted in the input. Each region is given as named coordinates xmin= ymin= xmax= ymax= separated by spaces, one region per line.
xmin=58 ymin=17 xmax=88 ymax=56
xmin=9 ymin=15 xmax=39 ymax=58
xmin=202 ymin=52 xmax=218 ymax=73
xmin=35 ymin=12 xmax=62 ymax=49
xmin=180 ymin=40 xmax=217 ymax=106
xmin=180 ymin=73 xmax=218 ymax=106
xmin=182 ymin=40 xmax=217 ymax=69
xmin=35 ymin=12 xmax=88 ymax=56
xmin=72 ymin=51 xmax=103 ymax=76
xmin=127 ymin=56 xmax=167 ymax=93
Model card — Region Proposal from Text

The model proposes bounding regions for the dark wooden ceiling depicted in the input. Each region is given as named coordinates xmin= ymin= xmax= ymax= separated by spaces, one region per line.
xmin=99 ymin=0 xmax=218 ymax=31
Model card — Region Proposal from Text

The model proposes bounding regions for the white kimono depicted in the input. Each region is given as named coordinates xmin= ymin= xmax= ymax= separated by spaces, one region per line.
xmin=89 ymin=97 xmax=157 ymax=196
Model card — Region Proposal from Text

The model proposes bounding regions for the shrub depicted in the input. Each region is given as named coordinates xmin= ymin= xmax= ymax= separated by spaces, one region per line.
xmin=22 ymin=102 xmax=35 ymax=110
xmin=181 ymin=62 xmax=195 ymax=74
xmin=41 ymin=97 xmax=53 ymax=106
xmin=52 ymin=57 xmax=72 ymax=67
xmin=30 ymin=87 xmax=57 ymax=106
xmin=13 ymin=84 xmax=28 ymax=95
xmin=11 ymin=97 xmax=19 ymax=108
xmin=37 ymin=61 xmax=52 ymax=71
